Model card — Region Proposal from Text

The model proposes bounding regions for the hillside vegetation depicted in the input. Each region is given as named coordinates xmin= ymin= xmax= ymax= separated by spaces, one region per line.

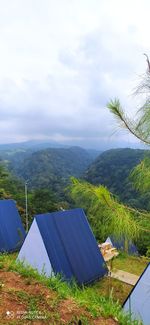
xmin=0 ymin=253 xmax=146 ymax=325
xmin=84 ymin=148 xmax=149 ymax=209
xmin=0 ymin=145 xmax=149 ymax=324
xmin=83 ymin=148 xmax=150 ymax=255
xmin=0 ymin=146 xmax=150 ymax=255
xmin=8 ymin=147 xmax=95 ymax=197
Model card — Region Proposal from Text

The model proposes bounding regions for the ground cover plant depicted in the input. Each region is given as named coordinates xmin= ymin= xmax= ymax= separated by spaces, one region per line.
xmin=0 ymin=253 xmax=146 ymax=324
xmin=108 ymin=253 xmax=148 ymax=276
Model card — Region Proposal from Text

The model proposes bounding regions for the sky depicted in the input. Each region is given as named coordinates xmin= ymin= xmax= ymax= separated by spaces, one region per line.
xmin=0 ymin=0 xmax=150 ymax=149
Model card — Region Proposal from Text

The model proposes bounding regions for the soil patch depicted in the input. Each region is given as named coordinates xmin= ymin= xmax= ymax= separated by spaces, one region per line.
xmin=0 ymin=270 xmax=119 ymax=325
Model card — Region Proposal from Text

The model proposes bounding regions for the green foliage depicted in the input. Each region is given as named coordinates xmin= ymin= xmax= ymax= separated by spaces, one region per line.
xmin=107 ymin=60 xmax=150 ymax=255
xmin=130 ymin=156 xmax=150 ymax=193
xmin=84 ymin=148 xmax=147 ymax=208
xmin=135 ymin=216 xmax=150 ymax=255
xmin=107 ymin=97 xmax=150 ymax=145
xmin=84 ymin=148 xmax=150 ymax=254
xmin=30 ymin=188 xmax=57 ymax=215
xmin=0 ymin=162 xmax=24 ymax=201
xmin=109 ymin=253 xmax=149 ymax=276
xmin=107 ymin=99 xmax=128 ymax=128
xmin=107 ymin=62 xmax=150 ymax=167
xmin=0 ymin=162 xmax=59 ymax=226
xmin=13 ymin=147 xmax=94 ymax=198
xmin=69 ymin=177 xmax=140 ymax=245
xmin=146 ymin=247 xmax=150 ymax=257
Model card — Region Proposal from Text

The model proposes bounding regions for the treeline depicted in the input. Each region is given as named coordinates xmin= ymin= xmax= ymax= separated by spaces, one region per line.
xmin=0 ymin=162 xmax=65 ymax=227
xmin=0 ymin=145 xmax=98 ymax=227
xmin=84 ymin=148 xmax=150 ymax=210
xmin=7 ymin=146 xmax=150 ymax=211
xmin=84 ymin=148 xmax=150 ymax=255
xmin=1 ymin=146 xmax=150 ymax=256
xmin=8 ymin=146 xmax=95 ymax=200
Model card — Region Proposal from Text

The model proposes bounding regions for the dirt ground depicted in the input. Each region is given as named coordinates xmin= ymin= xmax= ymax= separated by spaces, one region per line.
xmin=0 ymin=270 xmax=118 ymax=325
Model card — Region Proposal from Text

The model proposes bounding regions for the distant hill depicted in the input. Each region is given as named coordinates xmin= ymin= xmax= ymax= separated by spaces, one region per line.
xmin=0 ymin=140 xmax=68 ymax=167
xmin=0 ymin=140 xmax=66 ymax=151
xmin=12 ymin=146 xmax=95 ymax=196
xmin=0 ymin=140 xmax=103 ymax=154
xmin=86 ymin=148 xmax=103 ymax=160
xmin=0 ymin=141 xmax=101 ymax=167
xmin=84 ymin=148 xmax=150 ymax=208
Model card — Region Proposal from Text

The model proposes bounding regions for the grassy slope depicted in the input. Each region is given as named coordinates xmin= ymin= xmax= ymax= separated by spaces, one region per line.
xmin=108 ymin=253 xmax=148 ymax=276
xmin=0 ymin=253 xmax=147 ymax=325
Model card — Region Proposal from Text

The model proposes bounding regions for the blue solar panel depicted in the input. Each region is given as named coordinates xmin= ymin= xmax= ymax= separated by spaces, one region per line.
xmin=0 ymin=200 xmax=26 ymax=252
xmin=36 ymin=208 xmax=107 ymax=284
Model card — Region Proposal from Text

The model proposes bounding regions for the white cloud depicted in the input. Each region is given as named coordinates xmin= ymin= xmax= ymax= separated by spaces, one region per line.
xmin=0 ymin=0 xmax=149 ymax=148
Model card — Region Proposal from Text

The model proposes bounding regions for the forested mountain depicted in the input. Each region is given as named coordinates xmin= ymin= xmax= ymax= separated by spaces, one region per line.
xmin=0 ymin=146 xmax=149 ymax=255
xmin=84 ymin=148 xmax=150 ymax=210
xmin=12 ymin=146 xmax=95 ymax=196
xmin=0 ymin=162 xmax=59 ymax=226
xmin=2 ymin=145 xmax=150 ymax=210
xmin=0 ymin=140 xmax=69 ymax=170
xmin=0 ymin=141 xmax=101 ymax=171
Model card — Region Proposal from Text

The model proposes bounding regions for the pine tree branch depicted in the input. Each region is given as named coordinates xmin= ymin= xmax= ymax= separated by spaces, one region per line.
xmin=107 ymin=99 xmax=150 ymax=144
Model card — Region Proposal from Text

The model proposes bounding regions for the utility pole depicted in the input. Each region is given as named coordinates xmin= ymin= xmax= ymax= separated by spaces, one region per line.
xmin=25 ymin=180 xmax=29 ymax=232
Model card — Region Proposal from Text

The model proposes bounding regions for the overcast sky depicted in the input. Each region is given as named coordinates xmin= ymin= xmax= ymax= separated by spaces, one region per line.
xmin=0 ymin=0 xmax=150 ymax=149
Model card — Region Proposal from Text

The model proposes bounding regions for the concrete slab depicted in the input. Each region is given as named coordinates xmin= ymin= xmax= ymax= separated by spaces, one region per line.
xmin=109 ymin=269 xmax=139 ymax=286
